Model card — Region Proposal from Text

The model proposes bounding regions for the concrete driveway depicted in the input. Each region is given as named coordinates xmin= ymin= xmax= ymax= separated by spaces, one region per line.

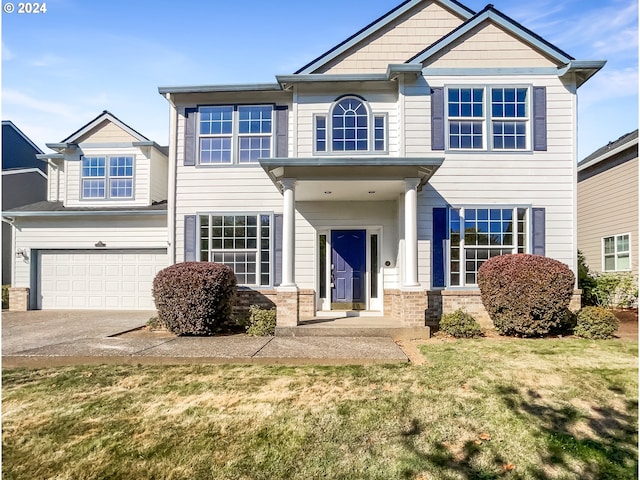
xmin=2 ymin=310 xmax=153 ymax=355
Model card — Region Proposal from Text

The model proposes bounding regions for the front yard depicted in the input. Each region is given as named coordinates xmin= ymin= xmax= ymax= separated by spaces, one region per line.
xmin=3 ymin=338 xmax=637 ymax=479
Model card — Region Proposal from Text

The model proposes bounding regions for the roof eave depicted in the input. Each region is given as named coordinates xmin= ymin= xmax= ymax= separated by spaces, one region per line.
xmin=559 ymin=60 xmax=607 ymax=88
xmin=158 ymin=83 xmax=282 ymax=95
xmin=3 ymin=209 xmax=167 ymax=218
xmin=578 ymin=136 xmax=638 ymax=172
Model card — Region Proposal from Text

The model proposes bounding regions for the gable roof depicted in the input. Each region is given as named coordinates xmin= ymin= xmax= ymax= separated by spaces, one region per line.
xmin=2 ymin=121 xmax=44 ymax=154
xmin=295 ymin=0 xmax=475 ymax=74
xmin=578 ymin=130 xmax=638 ymax=172
xmin=408 ymin=4 xmax=574 ymax=66
xmin=61 ymin=110 xmax=149 ymax=144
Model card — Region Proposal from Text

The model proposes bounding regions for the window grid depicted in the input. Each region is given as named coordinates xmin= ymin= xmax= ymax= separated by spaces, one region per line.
xmin=316 ymin=115 xmax=327 ymax=152
xmin=82 ymin=156 xmax=135 ymax=200
xmin=448 ymin=88 xmax=484 ymax=150
xmin=332 ymin=97 xmax=368 ymax=151
xmin=198 ymin=105 xmax=272 ymax=165
xmin=199 ymin=214 xmax=271 ymax=286
xmin=603 ymin=234 xmax=631 ymax=271
xmin=446 ymin=86 xmax=531 ymax=151
xmin=374 ymin=115 xmax=385 ymax=151
xmin=450 ymin=207 xmax=528 ymax=286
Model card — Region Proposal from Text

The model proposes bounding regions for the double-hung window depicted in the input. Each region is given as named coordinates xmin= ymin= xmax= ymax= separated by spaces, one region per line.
xmin=603 ymin=234 xmax=631 ymax=271
xmin=199 ymin=105 xmax=272 ymax=165
xmin=447 ymin=86 xmax=530 ymax=151
xmin=450 ymin=207 xmax=528 ymax=286
xmin=315 ymin=96 xmax=387 ymax=153
xmin=199 ymin=214 xmax=272 ymax=286
xmin=81 ymin=156 xmax=134 ymax=199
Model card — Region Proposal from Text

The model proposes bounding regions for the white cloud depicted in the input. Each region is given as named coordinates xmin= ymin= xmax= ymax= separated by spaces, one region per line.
xmin=579 ymin=66 xmax=639 ymax=108
xmin=2 ymin=44 xmax=15 ymax=61
xmin=2 ymin=89 xmax=78 ymax=119
xmin=30 ymin=54 xmax=66 ymax=68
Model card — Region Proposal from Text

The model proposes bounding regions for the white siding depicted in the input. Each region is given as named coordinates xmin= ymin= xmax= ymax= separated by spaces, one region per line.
xmin=295 ymin=84 xmax=399 ymax=157
xmin=149 ymin=148 xmax=169 ymax=202
xmin=13 ymin=215 xmax=168 ymax=288
xmin=65 ymin=147 xmax=153 ymax=207
xmin=417 ymin=74 xmax=577 ymax=286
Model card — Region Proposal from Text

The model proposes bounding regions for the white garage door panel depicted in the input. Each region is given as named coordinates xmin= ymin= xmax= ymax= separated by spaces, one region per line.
xmin=39 ymin=250 xmax=168 ymax=310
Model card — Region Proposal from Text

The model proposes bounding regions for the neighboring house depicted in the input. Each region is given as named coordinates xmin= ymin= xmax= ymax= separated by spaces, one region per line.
xmin=158 ymin=0 xmax=602 ymax=327
xmin=2 ymin=121 xmax=47 ymax=286
xmin=4 ymin=111 xmax=169 ymax=310
xmin=577 ymin=130 xmax=638 ymax=278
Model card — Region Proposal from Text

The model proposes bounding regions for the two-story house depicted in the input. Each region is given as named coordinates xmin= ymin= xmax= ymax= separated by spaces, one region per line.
xmin=159 ymin=0 xmax=603 ymax=327
xmin=2 ymin=121 xmax=47 ymax=286
xmin=6 ymin=0 xmax=603 ymax=327
xmin=5 ymin=111 xmax=169 ymax=310
xmin=577 ymin=130 xmax=638 ymax=278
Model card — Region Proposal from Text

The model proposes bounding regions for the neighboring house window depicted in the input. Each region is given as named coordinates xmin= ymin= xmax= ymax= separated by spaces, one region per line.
xmin=315 ymin=96 xmax=386 ymax=153
xmin=199 ymin=214 xmax=272 ymax=286
xmin=450 ymin=207 xmax=528 ymax=286
xmin=81 ymin=156 xmax=133 ymax=199
xmin=199 ymin=105 xmax=272 ymax=165
xmin=603 ymin=234 xmax=631 ymax=271
xmin=447 ymin=86 xmax=530 ymax=151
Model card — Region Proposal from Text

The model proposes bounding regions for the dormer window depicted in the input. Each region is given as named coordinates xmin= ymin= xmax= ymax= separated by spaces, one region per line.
xmin=315 ymin=95 xmax=387 ymax=154
xmin=81 ymin=155 xmax=134 ymax=200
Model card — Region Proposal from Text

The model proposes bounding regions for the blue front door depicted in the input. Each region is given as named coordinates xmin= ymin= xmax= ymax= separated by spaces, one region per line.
xmin=331 ymin=230 xmax=366 ymax=310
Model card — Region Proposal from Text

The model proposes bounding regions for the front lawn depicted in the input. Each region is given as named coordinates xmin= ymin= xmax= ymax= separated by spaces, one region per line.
xmin=3 ymin=339 xmax=637 ymax=479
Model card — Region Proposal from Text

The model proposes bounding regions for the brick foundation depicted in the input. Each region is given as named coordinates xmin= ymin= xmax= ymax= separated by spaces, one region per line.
xmin=276 ymin=288 xmax=300 ymax=326
xmin=233 ymin=288 xmax=277 ymax=320
xmin=400 ymin=289 xmax=428 ymax=327
xmin=9 ymin=287 xmax=29 ymax=311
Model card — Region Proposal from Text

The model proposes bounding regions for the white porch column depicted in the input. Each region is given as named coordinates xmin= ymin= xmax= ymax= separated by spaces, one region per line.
xmin=404 ymin=178 xmax=420 ymax=288
xmin=279 ymin=178 xmax=297 ymax=288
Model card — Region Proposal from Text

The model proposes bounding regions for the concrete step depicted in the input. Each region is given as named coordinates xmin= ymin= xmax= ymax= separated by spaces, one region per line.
xmin=275 ymin=325 xmax=431 ymax=340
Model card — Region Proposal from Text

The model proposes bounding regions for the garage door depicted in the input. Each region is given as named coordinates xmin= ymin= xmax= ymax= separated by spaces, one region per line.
xmin=38 ymin=250 xmax=168 ymax=310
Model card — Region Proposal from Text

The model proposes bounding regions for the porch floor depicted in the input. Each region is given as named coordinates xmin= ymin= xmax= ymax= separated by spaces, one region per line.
xmin=275 ymin=315 xmax=431 ymax=340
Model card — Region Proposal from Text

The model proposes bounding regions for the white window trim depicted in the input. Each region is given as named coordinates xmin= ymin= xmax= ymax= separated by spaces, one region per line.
xmin=445 ymin=84 xmax=532 ymax=153
xmin=81 ymin=155 xmax=135 ymax=200
xmin=313 ymin=96 xmax=388 ymax=155
xmin=447 ymin=205 xmax=531 ymax=288
xmin=602 ymin=233 xmax=632 ymax=272
xmin=197 ymin=105 xmax=274 ymax=166
xmin=197 ymin=212 xmax=275 ymax=287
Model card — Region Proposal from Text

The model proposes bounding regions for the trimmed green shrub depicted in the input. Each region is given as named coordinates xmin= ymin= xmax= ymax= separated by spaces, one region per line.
xmin=574 ymin=306 xmax=619 ymax=339
xmin=152 ymin=262 xmax=237 ymax=336
xmin=245 ymin=305 xmax=276 ymax=336
xmin=478 ymin=254 xmax=575 ymax=337
xmin=2 ymin=285 xmax=9 ymax=310
xmin=439 ymin=309 xmax=482 ymax=338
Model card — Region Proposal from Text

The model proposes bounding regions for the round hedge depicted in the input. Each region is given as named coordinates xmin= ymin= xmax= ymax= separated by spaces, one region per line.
xmin=439 ymin=309 xmax=482 ymax=338
xmin=574 ymin=306 xmax=619 ymax=339
xmin=152 ymin=262 xmax=237 ymax=336
xmin=477 ymin=254 xmax=575 ymax=337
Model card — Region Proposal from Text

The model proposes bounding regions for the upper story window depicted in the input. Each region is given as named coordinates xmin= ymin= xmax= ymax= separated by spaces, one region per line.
xmin=315 ymin=95 xmax=386 ymax=154
xmin=603 ymin=234 xmax=631 ymax=271
xmin=447 ymin=86 xmax=530 ymax=151
xmin=81 ymin=155 xmax=134 ymax=199
xmin=199 ymin=105 xmax=272 ymax=165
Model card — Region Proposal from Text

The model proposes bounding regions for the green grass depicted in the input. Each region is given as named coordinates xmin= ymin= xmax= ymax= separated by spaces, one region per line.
xmin=3 ymin=339 xmax=637 ymax=479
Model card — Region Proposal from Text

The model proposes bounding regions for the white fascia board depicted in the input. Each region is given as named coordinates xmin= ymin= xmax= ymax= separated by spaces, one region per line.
xmin=577 ymin=137 xmax=639 ymax=172
xmin=2 ymin=168 xmax=47 ymax=179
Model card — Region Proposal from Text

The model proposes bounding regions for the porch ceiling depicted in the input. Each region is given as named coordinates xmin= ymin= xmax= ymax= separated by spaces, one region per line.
xmin=260 ymin=157 xmax=444 ymax=201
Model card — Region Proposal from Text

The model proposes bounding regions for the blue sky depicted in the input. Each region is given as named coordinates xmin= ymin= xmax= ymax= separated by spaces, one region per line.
xmin=2 ymin=0 xmax=637 ymax=160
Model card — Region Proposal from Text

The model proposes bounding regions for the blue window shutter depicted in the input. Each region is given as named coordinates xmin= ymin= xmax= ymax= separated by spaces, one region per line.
xmin=532 ymin=208 xmax=546 ymax=256
xmin=275 ymin=106 xmax=288 ymax=158
xmin=184 ymin=108 xmax=197 ymax=166
xmin=533 ymin=87 xmax=547 ymax=151
xmin=431 ymin=87 xmax=445 ymax=151
xmin=184 ymin=215 xmax=197 ymax=261
xmin=432 ymin=207 xmax=448 ymax=287
xmin=274 ymin=214 xmax=283 ymax=286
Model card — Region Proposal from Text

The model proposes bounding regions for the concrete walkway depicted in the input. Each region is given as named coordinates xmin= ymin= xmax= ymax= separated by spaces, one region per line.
xmin=2 ymin=310 xmax=409 ymax=368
